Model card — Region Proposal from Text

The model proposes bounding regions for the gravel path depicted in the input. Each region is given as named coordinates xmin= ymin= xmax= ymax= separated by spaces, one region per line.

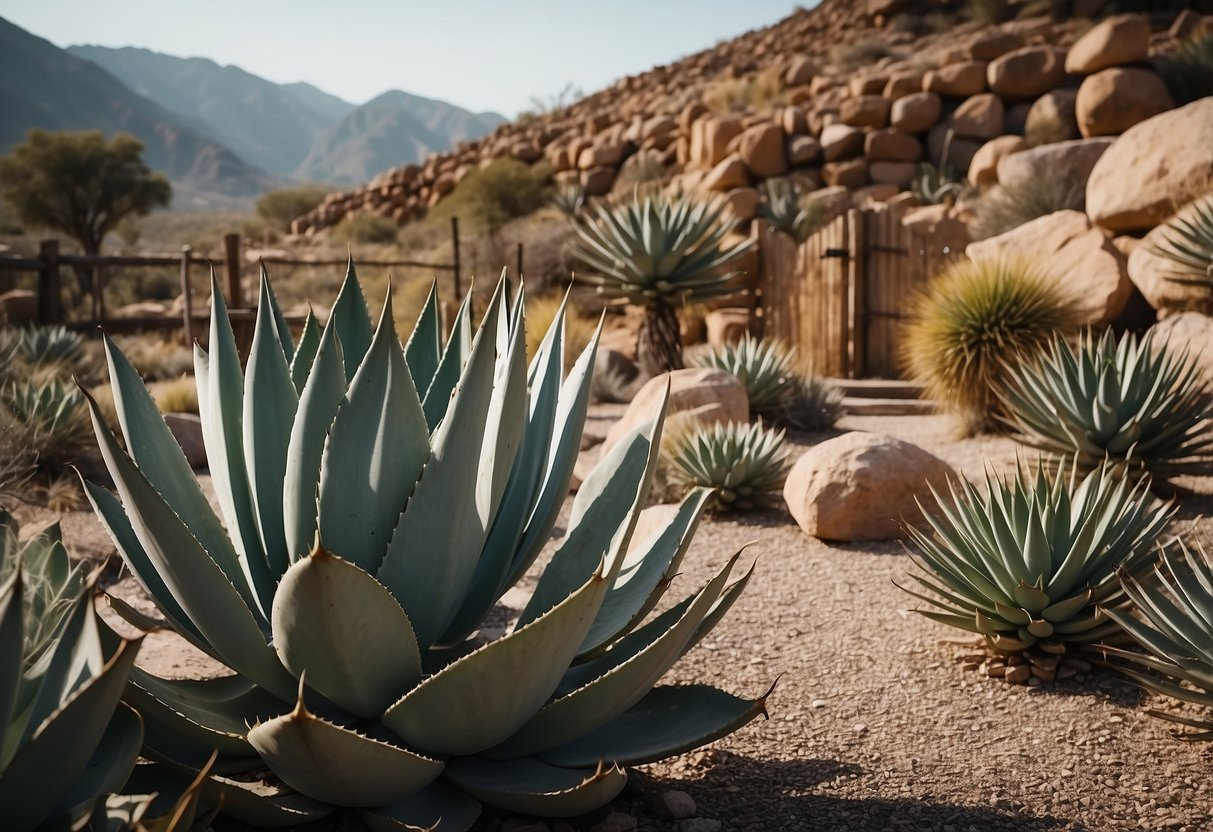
xmin=24 ymin=411 xmax=1213 ymax=832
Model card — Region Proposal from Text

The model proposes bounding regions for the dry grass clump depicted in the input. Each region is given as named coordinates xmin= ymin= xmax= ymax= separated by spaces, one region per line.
xmin=523 ymin=292 xmax=597 ymax=370
xmin=703 ymin=67 xmax=786 ymax=114
xmin=829 ymin=37 xmax=893 ymax=71
xmin=903 ymin=258 xmax=1075 ymax=434
xmin=152 ymin=375 xmax=200 ymax=414
xmin=109 ymin=335 xmax=195 ymax=381
xmin=969 ymin=176 xmax=1085 ymax=240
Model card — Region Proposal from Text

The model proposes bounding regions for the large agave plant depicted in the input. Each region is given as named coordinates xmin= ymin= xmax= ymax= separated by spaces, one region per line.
xmin=1151 ymin=193 xmax=1213 ymax=289
xmin=84 ymin=264 xmax=767 ymax=829
xmin=1000 ymin=329 xmax=1213 ymax=482
xmin=759 ymin=179 xmax=819 ymax=243
xmin=902 ymin=461 xmax=1173 ymax=677
xmin=1101 ymin=541 xmax=1213 ymax=739
xmin=0 ymin=511 xmax=143 ymax=831
xmin=570 ymin=191 xmax=754 ymax=377
xmin=691 ymin=334 xmax=796 ymax=416
xmin=0 ymin=377 xmax=93 ymax=470
xmin=664 ymin=420 xmax=792 ymax=512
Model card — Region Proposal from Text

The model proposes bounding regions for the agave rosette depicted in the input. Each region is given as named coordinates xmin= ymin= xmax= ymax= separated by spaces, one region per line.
xmin=691 ymin=335 xmax=797 ymax=415
xmin=1152 ymin=193 xmax=1213 ymax=288
xmin=665 ymin=420 xmax=791 ymax=512
xmin=84 ymin=263 xmax=766 ymax=829
xmin=1000 ymin=329 xmax=1213 ymax=481
xmin=1102 ymin=541 xmax=1213 ymax=739
xmin=0 ymin=512 xmax=143 ymax=832
xmin=903 ymin=461 xmax=1173 ymax=658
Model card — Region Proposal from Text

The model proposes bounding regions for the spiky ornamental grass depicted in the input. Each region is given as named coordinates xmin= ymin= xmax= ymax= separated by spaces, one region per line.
xmin=1000 ymin=329 xmax=1213 ymax=484
xmin=1152 ymin=194 xmax=1213 ymax=290
xmin=664 ymin=420 xmax=792 ymax=512
xmin=778 ymin=376 xmax=845 ymax=432
xmin=570 ymin=191 xmax=754 ymax=377
xmin=903 ymin=258 xmax=1075 ymax=435
xmin=1102 ymin=541 xmax=1213 ymax=739
xmin=691 ymin=335 xmax=797 ymax=416
xmin=902 ymin=460 xmax=1174 ymax=667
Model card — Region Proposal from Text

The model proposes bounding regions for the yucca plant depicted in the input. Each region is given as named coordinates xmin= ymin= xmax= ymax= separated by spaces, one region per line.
xmin=692 ymin=334 xmax=796 ymax=416
xmin=551 ymin=181 xmax=587 ymax=219
xmin=1102 ymin=541 xmax=1213 ymax=738
xmin=902 ymin=461 xmax=1173 ymax=683
xmin=664 ymin=420 xmax=792 ymax=512
xmin=760 ymin=179 xmax=821 ymax=242
xmin=1001 ymin=330 xmax=1213 ymax=483
xmin=0 ymin=377 xmax=93 ymax=469
xmin=903 ymin=258 xmax=1075 ymax=434
xmin=84 ymin=264 xmax=767 ymax=829
xmin=1151 ymin=194 xmax=1213 ymax=290
xmin=571 ymin=191 xmax=755 ymax=377
xmin=0 ymin=511 xmax=144 ymax=831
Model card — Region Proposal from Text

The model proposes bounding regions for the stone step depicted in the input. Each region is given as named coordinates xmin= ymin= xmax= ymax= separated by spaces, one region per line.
xmin=830 ymin=378 xmax=926 ymax=399
xmin=841 ymin=396 xmax=937 ymax=416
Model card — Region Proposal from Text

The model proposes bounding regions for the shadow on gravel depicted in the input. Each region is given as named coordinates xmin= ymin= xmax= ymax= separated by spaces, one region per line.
xmin=664 ymin=754 xmax=1089 ymax=832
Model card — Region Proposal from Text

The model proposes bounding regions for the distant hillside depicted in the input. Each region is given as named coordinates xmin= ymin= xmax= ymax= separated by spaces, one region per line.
xmin=295 ymin=90 xmax=505 ymax=186
xmin=0 ymin=16 xmax=269 ymax=202
xmin=68 ymin=45 xmax=343 ymax=177
xmin=67 ymin=45 xmax=504 ymax=187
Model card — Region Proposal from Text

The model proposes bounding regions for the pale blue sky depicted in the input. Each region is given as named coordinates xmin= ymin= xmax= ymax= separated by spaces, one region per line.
xmin=2 ymin=1 xmax=804 ymax=117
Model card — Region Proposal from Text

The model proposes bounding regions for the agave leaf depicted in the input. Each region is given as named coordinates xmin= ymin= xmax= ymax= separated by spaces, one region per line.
xmin=0 ymin=638 xmax=139 ymax=832
xmin=247 ymin=694 xmax=442 ymax=809
xmin=377 ymin=282 xmax=513 ymax=647
xmin=383 ymin=568 xmax=610 ymax=755
xmin=329 ymin=259 xmax=374 ymax=380
xmin=85 ymin=396 xmax=296 ymax=701
xmin=197 ymin=773 xmax=334 ymax=828
xmin=403 ymin=282 xmax=443 ymax=398
xmin=273 ymin=546 xmax=421 ymax=718
xmin=290 ymin=311 xmax=321 ymax=393
xmin=539 ymin=683 xmax=770 ymax=768
xmin=282 ymin=321 xmax=346 ymax=561
xmin=443 ymin=757 xmax=627 ymax=818
xmin=123 ymin=669 xmax=262 ymax=760
xmin=422 ymin=287 xmax=474 ymax=430
xmin=58 ymin=701 xmax=143 ymax=814
xmin=360 ymin=780 xmax=481 ymax=832
xmin=243 ymin=277 xmax=300 ymax=583
xmin=98 ymin=337 xmax=258 ymax=614
xmin=317 ymin=292 xmax=429 ymax=573
xmin=490 ymin=552 xmax=738 ymax=758
xmin=0 ymin=569 xmax=22 ymax=735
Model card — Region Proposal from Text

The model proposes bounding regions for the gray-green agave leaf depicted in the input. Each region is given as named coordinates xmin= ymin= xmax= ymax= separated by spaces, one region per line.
xmin=664 ymin=420 xmax=792 ymax=511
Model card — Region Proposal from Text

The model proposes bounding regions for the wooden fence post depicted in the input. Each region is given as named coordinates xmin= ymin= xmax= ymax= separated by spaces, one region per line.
xmin=450 ymin=217 xmax=461 ymax=302
xmin=223 ymin=233 xmax=243 ymax=308
xmin=846 ymin=209 xmax=866 ymax=379
xmin=516 ymin=242 xmax=523 ymax=281
xmin=179 ymin=245 xmax=194 ymax=347
xmin=37 ymin=240 xmax=62 ymax=324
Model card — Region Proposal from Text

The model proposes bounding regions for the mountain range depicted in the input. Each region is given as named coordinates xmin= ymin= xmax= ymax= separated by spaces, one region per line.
xmin=0 ymin=15 xmax=506 ymax=207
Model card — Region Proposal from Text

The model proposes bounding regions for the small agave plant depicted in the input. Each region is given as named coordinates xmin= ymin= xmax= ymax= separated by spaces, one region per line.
xmin=1101 ymin=541 xmax=1213 ymax=739
xmin=84 ymin=264 xmax=767 ymax=829
xmin=665 ymin=420 xmax=792 ymax=512
xmin=691 ymin=334 xmax=797 ymax=416
xmin=0 ymin=511 xmax=143 ymax=832
xmin=759 ymin=179 xmax=819 ymax=242
xmin=902 ymin=461 xmax=1173 ymax=683
xmin=1152 ymin=193 xmax=1213 ymax=289
xmin=1000 ymin=329 xmax=1213 ymax=483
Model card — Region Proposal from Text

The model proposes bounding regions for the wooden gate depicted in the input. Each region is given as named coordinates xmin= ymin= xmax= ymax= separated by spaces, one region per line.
xmin=758 ymin=206 xmax=956 ymax=379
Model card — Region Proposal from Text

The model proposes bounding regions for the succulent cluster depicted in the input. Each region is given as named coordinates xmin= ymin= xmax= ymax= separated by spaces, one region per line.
xmin=1001 ymin=330 xmax=1213 ymax=483
xmin=903 ymin=461 xmax=1173 ymax=675
xmin=85 ymin=264 xmax=765 ymax=827
xmin=571 ymin=191 xmax=753 ymax=376
xmin=692 ymin=334 xmax=798 ymax=415
xmin=0 ymin=376 xmax=92 ymax=470
xmin=664 ymin=420 xmax=792 ymax=512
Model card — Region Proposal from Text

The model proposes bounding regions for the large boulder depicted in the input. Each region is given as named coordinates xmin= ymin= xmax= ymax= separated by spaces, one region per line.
xmin=902 ymin=204 xmax=971 ymax=256
xmin=923 ymin=61 xmax=988 ymax=97
xmin=968 ymin=135 xmax=1026 ymax=188
xmin=0 ymin=289 xmax=38 ymax=324
xmin=840 ymin=95 xmax=891 ymax=129
xmin=601 ymin=368 xmax=749 ymax=455
xmin=996 ymin=137 xmax=1113 ymax=194
xmin=1086 ymin=98 xmax=1213 ymax=232
xmin=864 ymin=129 xmax=923 ymax=162
xmin=821 ymin=124 xmax=865 ymax=162
xmin=737 ymin=123 xmax=787 ymax=179
xmin=890 ymin=92 xmax=942 ymax=134
xmin=950 ymin=94 xmax=1004 ymax=140
xmin=690 ymin=117 xmax=743 ymax=169
xmin=1075 ymin=68 xmax=1173 ymax=138
xmin=966 ymin=209 xmax=1132 ymax=326
xmin=1126 ymin=200 xmax=1213 ymax=314
xmin=987 ymin=46 xmax=1066 ymax=99
xmin=1151 ymin=312 xmax=1213 ymax=381
xmin=783 ymin=433 xmax=957 ymax=542
xmin=1025 ymin=89 xmax=1080 ymax=142
xmin=1064 ymin=14 xmax=1151 ymax=74
xmin=701 ymin=155 xmax=750 ymax=192
xmin=164 ymin=413 xmax=207 ymax=470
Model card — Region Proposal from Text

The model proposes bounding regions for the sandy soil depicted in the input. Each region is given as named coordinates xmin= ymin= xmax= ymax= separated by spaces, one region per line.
xmin=18 ymin=410 xmax=1213 ymax=832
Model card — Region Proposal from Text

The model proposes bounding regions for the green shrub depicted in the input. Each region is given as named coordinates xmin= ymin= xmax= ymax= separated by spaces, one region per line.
xmin=430 ymin=159 xmax=552 ymax=233
xmin=1158 ymin=27 xmax=1213 ymax=105
xmin=256 ymin=184 xmax=330 ymax=232
xmin=970 ymin=175 xmax=1085 ymax=240
xmin=903 ymin=258 xmax=1075 ymax=434
xmin=332 ymin=211 xmax=400 ymax=245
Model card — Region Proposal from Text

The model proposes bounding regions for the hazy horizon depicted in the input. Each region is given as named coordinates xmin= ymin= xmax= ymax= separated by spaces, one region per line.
xmin=1 ymin=1 xmax=805 ymax=117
